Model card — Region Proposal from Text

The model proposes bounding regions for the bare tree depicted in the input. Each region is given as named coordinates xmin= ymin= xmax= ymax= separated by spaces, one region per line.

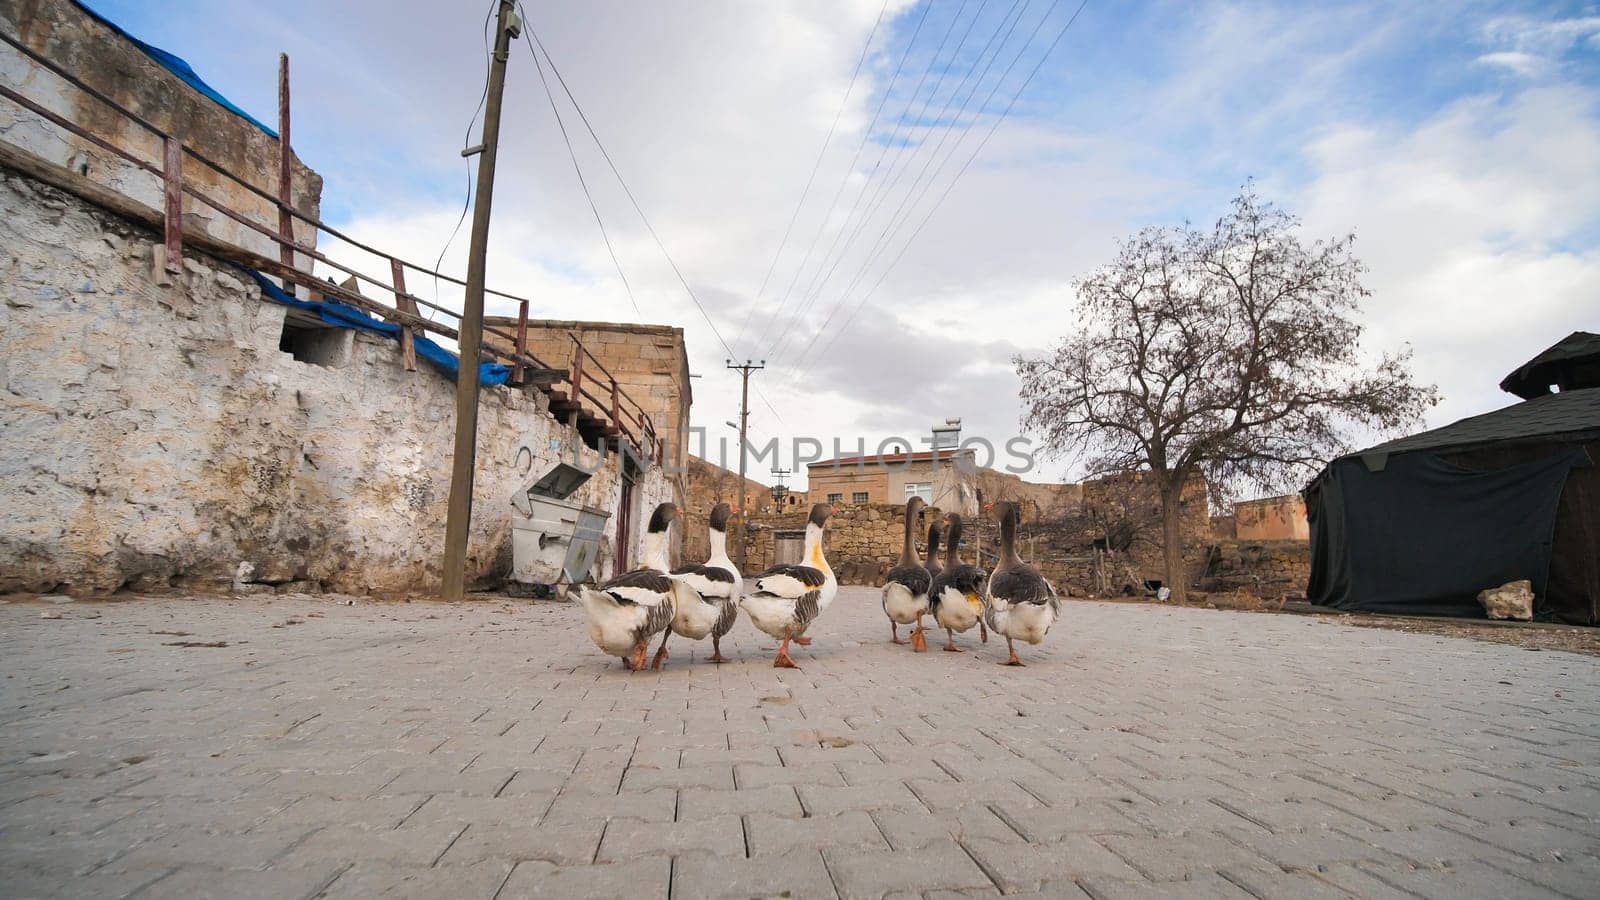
xmin=1016 ymin=186 xmax=1436 ymax=603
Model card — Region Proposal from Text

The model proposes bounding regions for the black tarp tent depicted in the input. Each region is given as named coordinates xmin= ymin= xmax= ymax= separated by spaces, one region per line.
xmin=1306 ymin=333 xmax=1600 ymax=626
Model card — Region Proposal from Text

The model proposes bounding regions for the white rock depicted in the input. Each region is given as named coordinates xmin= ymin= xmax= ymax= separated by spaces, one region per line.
xmin=1478 ymin=579 xmax=1535 ymax=621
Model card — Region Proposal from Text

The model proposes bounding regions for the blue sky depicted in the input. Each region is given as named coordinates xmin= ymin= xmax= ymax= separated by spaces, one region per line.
xmin=85 ymin=0 xmax=1600 ymax=488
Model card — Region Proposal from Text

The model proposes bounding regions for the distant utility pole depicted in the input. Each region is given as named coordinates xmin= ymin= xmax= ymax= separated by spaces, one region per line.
xmin=442 ymin=0 xmax=520 ymax=602
xmin=726 ymin=358 xmax=764 ymax=571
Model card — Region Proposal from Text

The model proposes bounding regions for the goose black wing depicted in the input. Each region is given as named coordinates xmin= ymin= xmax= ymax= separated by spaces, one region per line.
xmin=886 ymin=563 xmax=931 ymax=596
xmin=989 ymin=565 xmax=1052 ymax=605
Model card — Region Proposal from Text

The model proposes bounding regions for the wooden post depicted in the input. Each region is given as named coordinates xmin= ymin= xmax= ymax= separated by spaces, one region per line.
xmin=441 ymin=0 xmax=518 ymax=602
xmin=161 ymin=136 xmax=182 ymax=274
xmin=610 ymin=377 xmax=621 ymax=428
xmin=277 ymin=54 xmax=295 ymax=296
xmin=510 ymin=299 xmax=529 ymax=385
xmin=570 ymin=338 xmax=584 ymax=399
xmin=390 ymin=258 xmax=418 ymax=371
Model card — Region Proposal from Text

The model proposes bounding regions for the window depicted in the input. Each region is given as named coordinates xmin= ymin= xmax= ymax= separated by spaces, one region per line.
xmin=904 ymin=482 xmax=933 ymax=503
xmin=279 ymin=318 xmax=353 ymax=367
xmin=852 ymin=491 xmax=870 ymax=504
xmin=826 ymin=492 xmax=843 ymax=504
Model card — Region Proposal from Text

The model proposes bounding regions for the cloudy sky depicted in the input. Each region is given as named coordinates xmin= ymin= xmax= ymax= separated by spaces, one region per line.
xmin=93 ymin=0 xmax=1599 ymax=489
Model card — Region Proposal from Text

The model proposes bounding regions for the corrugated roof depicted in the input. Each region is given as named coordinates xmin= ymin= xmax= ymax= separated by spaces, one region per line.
xmin=1356 ymin=386 xmax=1600 ymax=460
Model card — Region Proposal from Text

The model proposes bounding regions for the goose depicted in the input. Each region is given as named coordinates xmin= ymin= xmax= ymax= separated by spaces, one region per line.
xmin=928 ymin=512 xmax=988 ymax=653
xmin=924 ymin=517 xmax=944 ymax=581
xmin=984 ymin=501 xmax=1061 ymax=666
xmin=668 ymin=501 xmax=744 ymax=663
xmin=739 ymin=503 xmax=836 ymax=668
xmin=577 ymin=502 xmax=683 ymax=671
xmin=881 ymin=497 xmax=931 ymax=650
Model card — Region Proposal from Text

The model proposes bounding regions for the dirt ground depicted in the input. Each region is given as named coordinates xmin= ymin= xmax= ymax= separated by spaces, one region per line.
xmin=1065 ymin=593 xmax=1600 ymax=657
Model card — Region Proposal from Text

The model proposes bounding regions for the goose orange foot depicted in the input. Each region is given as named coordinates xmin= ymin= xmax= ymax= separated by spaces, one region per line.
xmin=708 ymin=637 xmax=729 ymax=664
xmin=1001 ymin=637 xmax=1024 ymax=666
xmin=629 ymin=641 xmax=649 ymax=672
xmin=890 ymin=623 xmax=908 ymax=645
xmin=910 ymin=627 xmax=928 ymax=652
xmin=773 ymin=638 xmax=801 ymax=669
xmin=793 ymin=636 xmax=812 ymax=646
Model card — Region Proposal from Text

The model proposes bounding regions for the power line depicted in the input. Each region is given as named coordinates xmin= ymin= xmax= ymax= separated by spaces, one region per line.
xmin=428 ymin=0 xmax=499 ymax=323
xmin=782 ymin=0 xmax=1054 ymax=367
xmin=747 ymin=0 xmax=936 ymax=356
xmin=516 ymin=7 xmax=787 ymax=425
xmin=521 ymin=22 xmax=639 ymax=315
xmin=763 ymin=0 xmax=997 ymax=365
xmin=517 ymin=7 xmax=738 ymax=361
xmin=732 ymin=0 xmax=891 ymax=354
xmin=766 ymin=0 xmax=1028 ymax=366
xmin=798 ymin=0 xmax=1091 ymax=368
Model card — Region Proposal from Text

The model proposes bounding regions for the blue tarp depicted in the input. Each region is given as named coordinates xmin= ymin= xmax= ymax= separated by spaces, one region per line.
xmin=74 ymin=1 xmax=279 ymax=138
xmin=248 ymin=271 xmax=511 ymax=386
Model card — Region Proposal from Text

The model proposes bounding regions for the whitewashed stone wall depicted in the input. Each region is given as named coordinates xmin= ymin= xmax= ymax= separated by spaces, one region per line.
xmin=0 ymin=172 xmax=671 ymax=595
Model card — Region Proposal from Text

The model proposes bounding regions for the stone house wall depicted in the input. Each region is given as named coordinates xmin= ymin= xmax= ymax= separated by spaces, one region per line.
xmin=484 ymin=319 xmax=691 ymax=483
xmin=680 ymin=454 xmax=772 ymax=563
xmin=0 ymin=171 xmax=672 ymax=595
xmin=0 ymin=0 xmax=323 ymax=269
xmin=1234 ymin=494 xmax=1310 ymax=541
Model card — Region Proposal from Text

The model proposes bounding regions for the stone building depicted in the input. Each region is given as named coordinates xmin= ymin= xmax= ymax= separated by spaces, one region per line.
xmin=807 ymin=449 xmax=982 ymax=516
xmin=483 ymin=318 xmax=691 ymax=486
xmin=1232 ymin=494 xmax=1310 ymax=541
xmin=0 ymin=2 xmax=675 ymax=595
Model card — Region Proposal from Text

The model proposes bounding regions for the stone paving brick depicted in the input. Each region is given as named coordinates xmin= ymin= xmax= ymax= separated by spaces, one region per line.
xmin=991 ymin=799 xmax=1146 ymax=842
xmin=798 ymin=781 xmax=926 ymax=817
xmin=745 ymin=810 xmax=890 ymax=858
xmin=1215 ymin=865 xmax=1357 ymax=899
xmin=1094 ymin=831 xmax=1272 ymax=882
xmin=595 ymin=813 xmax=742 ymax=860
xmin=824 ymin=838 xmax=996 ymax=898
xmin=871 ymin=806 xmax=1022 ymax=850
xmin=497 ymin=857 xmax=671 ymax=899
xmin=673 ymin=848 xmax=837 ymax=899
xmin=964 ymin=835 xmax=1144 ymax=891
xmin=129 ymin=864 xmax=346 ymax=899
xmin=678 ymin=784 xmax=803 ymax=820
xmin=619 ymin=763 xmax=734 ymax=792
xmin=3 ymin=589 xmax=1597 ymax=899
xmin=1072 ymin=871 xmax=1251 ymax=899
xmin=541 ymin=786 xmax=676 ymax=824
xmin=736 ymin=761 xmax=848 ymax=789
xmin=274 ymin=822 xmax=466 ymax=868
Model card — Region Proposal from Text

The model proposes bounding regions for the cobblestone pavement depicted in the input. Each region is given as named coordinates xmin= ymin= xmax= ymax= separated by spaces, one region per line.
xmin=2 ymin=588 xmax=1597 ymax=899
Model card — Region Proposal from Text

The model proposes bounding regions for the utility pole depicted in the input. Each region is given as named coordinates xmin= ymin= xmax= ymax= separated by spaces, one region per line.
xmin=726 ymin=359 xmax=764 ymax=571
xmin=442 ymin=0 xmax=520 ymax=601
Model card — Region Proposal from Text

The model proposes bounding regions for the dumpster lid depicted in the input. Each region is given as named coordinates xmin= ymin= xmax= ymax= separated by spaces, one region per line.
xmin=528 ymin=462 xmax=592 ymax=499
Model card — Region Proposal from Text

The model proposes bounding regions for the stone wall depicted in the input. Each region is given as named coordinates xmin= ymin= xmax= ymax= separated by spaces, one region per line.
xmin=1234 ymin=494 xmax=1310 ymax=541
xmin=1201 ymin=540 xmax=1313 ymax=599
xmin=0 ymin=171 xmax=671 ymax=596
xmin=743 ymin=503 xmax=928 ymax=586
xmin=0 ymin=0 xmax=323 ymax=268
xmin=681 ymin=454 xmax=770 ymax=563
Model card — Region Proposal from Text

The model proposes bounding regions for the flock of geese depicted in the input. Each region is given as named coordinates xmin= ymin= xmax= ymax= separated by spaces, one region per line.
xmin=579 ymin=496 xmax=1061 ymax=669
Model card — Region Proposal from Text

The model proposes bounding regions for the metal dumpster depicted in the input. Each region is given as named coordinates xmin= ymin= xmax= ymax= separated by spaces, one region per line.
xmin=510 ymin=462 xmax=611 ymax=596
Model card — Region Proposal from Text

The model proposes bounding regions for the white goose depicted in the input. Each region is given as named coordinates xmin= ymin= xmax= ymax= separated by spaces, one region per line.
xmin=740 ymin=503 xmax=836 ymax=669
xmin=929 ymin=512 xmax=989 ymax=653
xmin=881 ymin=497 xmax=932 ymax=650
xmin=665 ymin=501 xmax=744 ymax=664
xmin=577 ymin=502 xmax=686 ymax=671
xmin=984 ymin=501 xmax=1061 ymax=666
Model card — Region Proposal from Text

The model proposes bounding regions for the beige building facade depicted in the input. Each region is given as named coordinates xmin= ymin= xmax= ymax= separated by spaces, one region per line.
xmin=807 ymin=449 xmax=981 ymax=517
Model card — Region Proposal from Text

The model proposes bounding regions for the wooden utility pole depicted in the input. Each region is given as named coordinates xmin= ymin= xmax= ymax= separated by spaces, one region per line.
xmin=442 ymin=0 xmax=520 ymax=601
xmin=726 ymin=359 xmax=764 ymax=572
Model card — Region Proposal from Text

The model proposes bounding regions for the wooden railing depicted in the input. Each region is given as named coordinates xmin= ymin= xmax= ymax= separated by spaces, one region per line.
xmin=0 ymin=28 xmax=658 ymax=459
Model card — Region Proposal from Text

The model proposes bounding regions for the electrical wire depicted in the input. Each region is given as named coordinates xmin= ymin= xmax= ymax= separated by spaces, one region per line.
xmin=798 ymin=0 xmax=1091 ymax=368
xmin=765 ymin=0 xmax=1025 ymax=366
xmin=520 ymin=15 xmax=640 ymax=316
xmin=428 ymin=0 xmax=498 ymax=322
xmin=781 ymin=0 xmax=1052 ymax=367
xmin=516 ymin=8 xmax=788 ymax=424
xmin=747 ymin=0 xmax=936 ymax=355
xmin=763 ymin=0 xmax=996 ymax=365
xmin=732 ymin=0 xmax=891 ymax=353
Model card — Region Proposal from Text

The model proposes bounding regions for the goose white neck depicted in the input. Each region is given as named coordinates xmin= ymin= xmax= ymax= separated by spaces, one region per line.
xmin=708 ymin=527 xmax=730 ymax=565
xmin=641 ymin=526 xmax=670 ymax=571
xmin=804 ymin=521 xmax=833 ymax=580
